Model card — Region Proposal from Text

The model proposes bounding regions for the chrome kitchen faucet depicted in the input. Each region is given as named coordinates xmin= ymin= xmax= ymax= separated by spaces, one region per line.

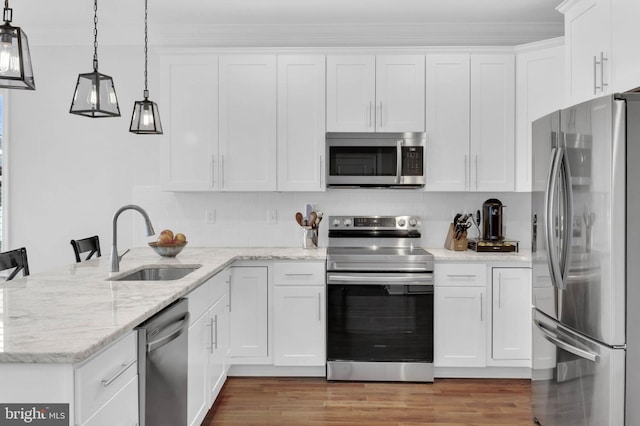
xmin=110 ymin=204 xmax=155 ymax=272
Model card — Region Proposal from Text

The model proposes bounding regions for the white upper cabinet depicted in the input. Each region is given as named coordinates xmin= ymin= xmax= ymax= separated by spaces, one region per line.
xmin=375 ymin=56 xmax=426 ymax=132
xmin=470 ymin=54 xmax=516 ymax=192
xmin=425 ymin=53 xmax=515 ymax=192
xmin=611 ymin=0 xmax=640 ymax=92
xmin=559 ymin=0 xmax=612 ymax=104
xmin=424 ymin=54 xmax=470 ymax=191
xmin=515 ymin=40 xmax=565 ymax=192
xmin=327 ymin=55 xmax=425 ymax=132
xmin=277 ymin=55 xmax=326 ymax=191
xmin=160 ymin=54 xmax=219 ymax=191
xmin=219 ymin=55 xmax=277 ymax=191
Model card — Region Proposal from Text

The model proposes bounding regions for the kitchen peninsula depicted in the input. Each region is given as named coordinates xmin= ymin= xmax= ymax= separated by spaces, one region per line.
xmin=0 ymin=246 xmax=530 ymax=426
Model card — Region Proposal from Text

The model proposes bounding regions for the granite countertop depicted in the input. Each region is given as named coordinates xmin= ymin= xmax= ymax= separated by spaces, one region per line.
xmin=428 ymin=248 xmax=533 ymax=263
xmin=0 ymin=247 xmax=326 ymax=364
xmin=0 ymin=245 xmax=531 ymax=364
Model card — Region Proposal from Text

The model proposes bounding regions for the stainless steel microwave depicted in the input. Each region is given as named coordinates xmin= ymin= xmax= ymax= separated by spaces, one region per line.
xmin=326 ymin=132 xmax=426 ymax=188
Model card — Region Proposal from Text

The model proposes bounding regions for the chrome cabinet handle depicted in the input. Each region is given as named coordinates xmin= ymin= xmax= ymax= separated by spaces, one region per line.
xmin=319 ymin=155 xmax=323 ymax=187
xmin=480 ymin=293 xmax=483 ymax=322
xmin=318 ymin=292 xmax=322 ymax=322
xmin=446 ymin=274 xmax=477 ymax=278
xmin=464 ymin=154 xmax=468 ymax=189
xmin=211 ymin=155 xmax=216 ymax=187
xmin=213 ymin=315 xmax=218 ymax=351
xmin=594 ymin=52 xmax=608 ymax=94
xmin=221 ymin=155 xmax=225 ymax=188
xmin=368 ymin=101 xmax=373 ymax=128
xmin=378 ymin=100 xmax=383 ymax=129
xmin=475 ymin=155 xmax=479 ymax=190
xmin=101 ymin=359 xmax=136 ymax=387
xmin=227 ymin=278 xmax=232 ymax=312
xmin=284 ymin=273 xmax=314 ymax=277
xmin=498 ymin=273 xmax=502 ymax=309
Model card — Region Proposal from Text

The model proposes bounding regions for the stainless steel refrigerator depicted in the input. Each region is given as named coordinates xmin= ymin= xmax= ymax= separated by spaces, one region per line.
xmin=531 ymin=93 xmax=640 ymax=425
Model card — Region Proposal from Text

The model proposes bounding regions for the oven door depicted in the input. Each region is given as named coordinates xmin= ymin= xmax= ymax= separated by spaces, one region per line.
xmin=326 ymin=272 xmax=434 ymax=364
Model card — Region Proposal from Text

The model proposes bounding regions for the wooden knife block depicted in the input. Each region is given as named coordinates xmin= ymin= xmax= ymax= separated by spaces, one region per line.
xmin=444 ymin=223 xmax=468 ymax=251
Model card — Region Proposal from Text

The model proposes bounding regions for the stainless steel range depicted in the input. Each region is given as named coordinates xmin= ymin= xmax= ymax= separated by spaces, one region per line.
xmin=326 ymin=215 xmax=434 ymax=382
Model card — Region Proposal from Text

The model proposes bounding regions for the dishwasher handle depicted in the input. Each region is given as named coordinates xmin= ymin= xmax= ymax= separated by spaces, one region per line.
xmin=147 ymin=312 xmax=190 ymax=353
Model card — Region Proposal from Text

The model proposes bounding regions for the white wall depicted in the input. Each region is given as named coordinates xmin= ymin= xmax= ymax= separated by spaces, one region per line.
xmin=6 ymin=45 xmax=161 ymax=272
xmin=6 ymin=45 xmax=532 ymax=273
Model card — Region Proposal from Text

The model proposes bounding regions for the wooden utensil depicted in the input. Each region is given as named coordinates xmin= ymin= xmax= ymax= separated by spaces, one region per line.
xmin=295 ymin=212 xmax=304 ymax=226
xmin=308 ymin=212 xmax=317 ymax=229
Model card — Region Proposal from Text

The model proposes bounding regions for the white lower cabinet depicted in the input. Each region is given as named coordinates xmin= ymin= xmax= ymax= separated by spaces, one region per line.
xmin=273 ymin=261 xmax=326 ymax=366
xmin=434 ymin=264 xmax=487 ymax=367
xmin=491 ymin=267 xmax=532 ymax=361
xmin=74 ymin=331 xmax=138 ymax=426
xmin=434 ymin=262 xmax=532 ymax=376
xmin=81 ymin=376 xmax=138 ymax=426
xmin=228 ymin=266 xmax=269 ymax=360
xmin=187 ymin=269 xmax=230 ymax=426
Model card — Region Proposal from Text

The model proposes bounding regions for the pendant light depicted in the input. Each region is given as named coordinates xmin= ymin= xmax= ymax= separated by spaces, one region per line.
xmin=129 ymin=0 xmax=162 ymax=134
xmin=69 ymin=0 xmax=120 ymax=118
xmin=0 ymin=0 xmax=35 ymax=90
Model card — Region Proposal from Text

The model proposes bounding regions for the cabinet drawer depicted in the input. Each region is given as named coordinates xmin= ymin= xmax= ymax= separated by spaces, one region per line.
xmin=435 ymin=263 xmax=486 ymax=287
xmin=75 ymin=332 xmax=137 ymax=424
xmin=81 ymin=375 xmax=138 ymax=426
xmin=273 ymin=262 xmax=325 ymax=285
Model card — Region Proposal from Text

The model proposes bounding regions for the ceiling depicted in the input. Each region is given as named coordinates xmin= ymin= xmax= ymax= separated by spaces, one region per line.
xmin=16 ymin=0 xmax=565 ymax=47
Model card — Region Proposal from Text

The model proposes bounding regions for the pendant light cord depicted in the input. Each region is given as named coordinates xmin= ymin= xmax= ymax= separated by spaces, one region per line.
xmin=143 ymin=0 xmax=149 ymax=97
xmin=92 ymin=0 xmax=99 ymax=70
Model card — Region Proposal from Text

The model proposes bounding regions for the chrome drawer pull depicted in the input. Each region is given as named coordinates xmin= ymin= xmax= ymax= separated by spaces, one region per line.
xmin=101 ymin=359 xmax=136 ymax=387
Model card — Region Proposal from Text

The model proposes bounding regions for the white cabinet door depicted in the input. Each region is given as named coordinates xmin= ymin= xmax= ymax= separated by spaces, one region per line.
xmin=326 ymin=55 xmax=376 ymax=132
xmin=491 ymin=268 xmax=532 ymax=361
xmin=187 ymin=306 xmax=210 ymax=426
xmin=375 ymin=55 xmax=425 ymax=132
xmin=560 ymin=0 xmax=612 ymax=104
xmin=611 ymin=0 xmax=640 ymax=92
xmin=273 ymin=286 xmax=325 ymax=366
xmin=160 ymin=55 xmax=219 ymax=191
xmin=277 ymin=55 xmax=326 ymax=191
xmin=219 ymin=55 xmax=277 ymax=191
xmin=228 ymin=266 xmax=269 ymax=359
xmin=515 ymin=41 xmax=565 ymax=192
xmin=424 ymin=54 xmax=470 ymax=191
xmin=470 ymin=54 xmax=516 ymax=192
xmin=327 ymin=55 xmax=425 ymax=132
xmin=435 ymin=286 xmax=486 ymax=367
xmin=81 ymin=376 xmax=138 ymax=426
xmin=208 ymin=293 xmax=229 ymax=402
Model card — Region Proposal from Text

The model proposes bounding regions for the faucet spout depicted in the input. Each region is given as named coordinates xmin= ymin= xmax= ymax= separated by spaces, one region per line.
xmin=110 ymin=204 xmax=155 ymax=273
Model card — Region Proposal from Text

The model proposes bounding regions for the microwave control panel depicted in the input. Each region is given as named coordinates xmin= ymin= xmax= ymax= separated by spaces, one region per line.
xmin=401 ymin=146 xmax=424 ymax=176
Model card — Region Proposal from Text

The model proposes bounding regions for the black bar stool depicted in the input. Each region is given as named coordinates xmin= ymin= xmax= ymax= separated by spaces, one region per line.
xmin=0 ymin=247 xmax=30 ymax=280
xmin=70 ymin=235 xmax=102 ymax=263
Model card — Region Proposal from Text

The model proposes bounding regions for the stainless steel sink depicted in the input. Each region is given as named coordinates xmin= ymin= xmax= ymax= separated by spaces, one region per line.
xmin=113 ymin=266 xmax=200 ymax=281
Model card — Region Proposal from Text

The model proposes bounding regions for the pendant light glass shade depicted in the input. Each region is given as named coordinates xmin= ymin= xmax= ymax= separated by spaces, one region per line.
xmin=70 ymin=67 xmax=120 ymax=117
xmin=69 ymin=0 xmax=120 ymax=118
xmin=130 ymin=90 xmax=162 ymax=134
xmin=0 ymin=1 xmax=35 ymax=90
xmin=130 ymin=0 xmax=162 ymax=134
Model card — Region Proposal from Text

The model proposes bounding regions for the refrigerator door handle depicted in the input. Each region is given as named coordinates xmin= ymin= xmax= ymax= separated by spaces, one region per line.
xmin=559 ymin=147 xmax=574 ymax=285
xmin=545 ymin=148 xmax=565 ymax=290
xmin=534 ymin=319 xmax=600 ymax=363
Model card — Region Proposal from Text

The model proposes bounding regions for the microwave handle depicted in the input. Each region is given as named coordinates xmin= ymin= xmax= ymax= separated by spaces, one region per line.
xmin=396 ymin=139 xmax=403 ymax=184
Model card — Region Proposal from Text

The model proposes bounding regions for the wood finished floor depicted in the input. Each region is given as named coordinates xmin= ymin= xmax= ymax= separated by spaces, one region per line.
xmin=202 ymin=377 xmax=534 ymax=425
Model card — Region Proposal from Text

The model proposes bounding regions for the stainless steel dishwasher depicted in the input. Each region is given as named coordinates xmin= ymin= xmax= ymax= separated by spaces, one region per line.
xmin=137 ymin=298 xmax=190 ymax=426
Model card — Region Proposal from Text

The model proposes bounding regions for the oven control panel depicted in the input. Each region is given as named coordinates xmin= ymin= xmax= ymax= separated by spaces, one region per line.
xmin=329 ymin=215 xmax=420 ymax=230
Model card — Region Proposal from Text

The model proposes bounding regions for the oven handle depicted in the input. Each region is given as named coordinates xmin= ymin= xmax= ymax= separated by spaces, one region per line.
xmin=327 ymin=273 xmax=434 ymax=285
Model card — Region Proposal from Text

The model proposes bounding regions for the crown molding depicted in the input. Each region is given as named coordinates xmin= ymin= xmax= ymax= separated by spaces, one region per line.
xmin=27 ymin=22 xmax=564 ymax=48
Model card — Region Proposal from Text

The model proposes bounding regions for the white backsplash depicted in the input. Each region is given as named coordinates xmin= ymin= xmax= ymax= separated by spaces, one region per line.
xmin=133 ymin=186 xmax=532 ymax=251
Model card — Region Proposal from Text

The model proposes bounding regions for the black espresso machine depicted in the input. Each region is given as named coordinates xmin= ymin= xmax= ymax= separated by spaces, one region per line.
xmin=468 ymin=198 xmax=519 ymax=252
